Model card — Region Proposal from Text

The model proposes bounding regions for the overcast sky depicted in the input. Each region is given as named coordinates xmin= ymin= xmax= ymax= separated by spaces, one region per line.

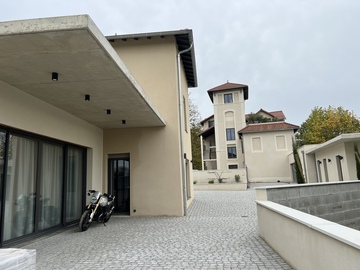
xmin=2 ymin=0 xmax=360 ymax=125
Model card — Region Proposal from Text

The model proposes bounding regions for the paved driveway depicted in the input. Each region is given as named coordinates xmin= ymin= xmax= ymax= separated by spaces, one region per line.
xmin=21 ymin=189 xmax=292 ymax=269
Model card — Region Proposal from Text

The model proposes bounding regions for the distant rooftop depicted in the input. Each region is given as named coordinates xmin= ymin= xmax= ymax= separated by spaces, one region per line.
xmin=238 ymin=122 xmax=299 ymax=134
xmin=207 ymin=82 xmax=249 ymax=102
xmin=246 ymin=109 xmax=286 ymax=121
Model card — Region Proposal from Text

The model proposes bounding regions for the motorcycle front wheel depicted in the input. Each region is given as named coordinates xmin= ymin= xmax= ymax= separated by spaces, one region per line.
xmin=79 ymin=209 xmax=92 ymax=231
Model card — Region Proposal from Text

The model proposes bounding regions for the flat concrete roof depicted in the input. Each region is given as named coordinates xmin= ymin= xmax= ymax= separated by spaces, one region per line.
xmin=306 ymin=133 xmax=360 ymax=154
xmin=0 ymin=15 xmax=166 ymax=129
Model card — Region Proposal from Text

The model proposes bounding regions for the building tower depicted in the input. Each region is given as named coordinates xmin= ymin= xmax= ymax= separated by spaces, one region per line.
xmin=200 ymin=82 xmax=248 ymax=170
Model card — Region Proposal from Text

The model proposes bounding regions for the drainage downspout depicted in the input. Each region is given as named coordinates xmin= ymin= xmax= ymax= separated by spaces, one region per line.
xmin=177 ymin=42 xmax=193 ymax=216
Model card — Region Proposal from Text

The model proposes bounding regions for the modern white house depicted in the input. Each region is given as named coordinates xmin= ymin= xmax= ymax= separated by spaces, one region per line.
xmin=0 ymin=15 xmax=197 ymax=246
xmin=290 ymin=133 xmax=360 ymax=183
xmin=196 ymin=82 xmax=299 ymax=184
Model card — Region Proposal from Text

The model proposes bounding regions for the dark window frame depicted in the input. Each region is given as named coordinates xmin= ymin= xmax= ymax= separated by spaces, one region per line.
xmin=226 ymin=128 xmax=235 ymax=141
xmin=224 ymin=93 xmax=233 ymax=103
xmin=0 ymin=125 xmax=86 ymax=247
xmin=227 ymin=146 xmax=237 ymax=159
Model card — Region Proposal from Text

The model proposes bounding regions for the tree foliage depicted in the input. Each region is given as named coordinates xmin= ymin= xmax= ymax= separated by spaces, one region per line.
xmin=292 ymin=138 xmax=306 ymax=184
xmin=189 ymin=95 xmax=202 ymax=170
xmin=296 ymin=106 xmax=360 ymax=145
xmin=355 ymin=144 xmax=360 ymax=180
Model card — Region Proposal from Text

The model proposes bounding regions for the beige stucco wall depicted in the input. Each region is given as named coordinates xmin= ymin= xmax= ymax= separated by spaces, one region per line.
xmin=244 ymin=130 xmax=294 ymax=182
xmin=0 ymin=80 xmax=103 ymax=191
xmin=103 ymin=37 xmax=193 ymax=216
xmin=213 ymin=90 xmax=246 ymax=170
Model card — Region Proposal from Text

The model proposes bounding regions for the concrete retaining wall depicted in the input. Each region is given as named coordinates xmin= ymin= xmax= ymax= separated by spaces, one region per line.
xmin=256 ymin=201 xmax=360 ymax=270
xmin=256 ymin=182 xmax=360 ymax=269
xmin=258 ymin=181 xmax=360 ymax=230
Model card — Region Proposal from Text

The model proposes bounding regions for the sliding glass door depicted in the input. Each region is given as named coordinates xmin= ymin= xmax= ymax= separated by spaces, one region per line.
xmin=0 ymin=128 xmax=86 ymax=246
xmin=66 ymin=148 xmax=84 ymax=223
xmin=38 ymin=143 xmax=63 ymax=230
xmin=4 ymin=135 xmax=38 ymax=241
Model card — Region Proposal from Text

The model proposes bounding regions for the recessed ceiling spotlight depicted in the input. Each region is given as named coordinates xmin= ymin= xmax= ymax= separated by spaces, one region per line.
xmin=52 ymin=72 xmax=58 ymax=81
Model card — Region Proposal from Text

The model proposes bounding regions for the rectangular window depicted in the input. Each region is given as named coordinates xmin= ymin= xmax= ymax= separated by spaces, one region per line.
xmin=224 ymin=93 xmax=233 ymax=103
xmin=228 ymin=164 xmax=238 ymax=169
xmin=275 ymin=135 xmax=286 ymax=150
xmin=226 ymin=128 xmax=235 ymax=141
xmin=252 ymin=137 xmax=262 ymax=152
xmin=227 ymin=146 xmax=237 ymax=159
xmin=208 ymin=120 xmax=214 ymax=127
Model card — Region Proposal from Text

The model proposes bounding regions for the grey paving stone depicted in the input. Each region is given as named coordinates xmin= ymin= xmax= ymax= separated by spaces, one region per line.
xmin=20 ymin=188 xmax=292 ymax=270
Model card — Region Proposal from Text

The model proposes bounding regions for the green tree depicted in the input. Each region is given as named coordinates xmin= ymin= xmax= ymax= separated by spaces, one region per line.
xmin=189 ymin=95 xmax=202 ymax=170
xmin=292 ymin=138 xmax=306 ymax=184
xmin=296 ymin=106 xmax=360 ymax=145
xmin=355 ymin=144 xmax=360 ymax=180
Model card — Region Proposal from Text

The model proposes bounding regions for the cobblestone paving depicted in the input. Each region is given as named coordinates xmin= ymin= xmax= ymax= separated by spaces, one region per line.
xmin=22 ymin=189 xmax=292 ymax=269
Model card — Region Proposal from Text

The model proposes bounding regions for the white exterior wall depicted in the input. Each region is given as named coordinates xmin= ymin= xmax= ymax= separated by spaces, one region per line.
xmin=313 ymin=143 xmax=346 ymax=182
xmin=310 ymin=141 xmax=360 ymax=182
xmin=244 ymin=130 xmax=294 ymax=182
xmin=0 ymin=80 xmax=103 ymax=191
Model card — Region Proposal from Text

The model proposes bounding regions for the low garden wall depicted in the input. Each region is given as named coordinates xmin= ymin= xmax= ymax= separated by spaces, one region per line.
xmin=256 ymin=182 xmax=360 ymax=269
xmin=193 ymin=169 xmax=248 ymax=190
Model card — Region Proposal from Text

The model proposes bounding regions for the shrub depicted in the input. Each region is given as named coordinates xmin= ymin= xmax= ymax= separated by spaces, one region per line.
xmin=235 ymin=174 xmax=240 ymax=183
xmin=208 ymin=180 xmax=214 ymax=184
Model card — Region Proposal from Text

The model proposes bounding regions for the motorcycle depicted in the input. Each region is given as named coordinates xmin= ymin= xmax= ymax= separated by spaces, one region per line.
xmin=79 ymin=190 xmax=115 ymax=231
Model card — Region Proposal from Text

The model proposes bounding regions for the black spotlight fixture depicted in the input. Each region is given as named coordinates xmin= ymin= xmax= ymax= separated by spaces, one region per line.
xmin=85 ymin=94 xmax=90 ymax=101
xmin=107 ymin=109 xmax=111 ymax=115
xmin=122 ymin=120 xmax=126 ymax=125
xmin=52 ymin=72 xmax=58 ymax=81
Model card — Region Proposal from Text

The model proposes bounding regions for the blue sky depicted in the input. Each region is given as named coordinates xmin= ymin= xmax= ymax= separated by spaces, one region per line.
xmin=2 ymin=0 xmax=360 ymax=125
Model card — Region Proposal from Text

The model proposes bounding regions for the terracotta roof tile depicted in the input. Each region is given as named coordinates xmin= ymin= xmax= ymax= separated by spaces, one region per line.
xmin=238 ymin=122 xmax=299 ymax=134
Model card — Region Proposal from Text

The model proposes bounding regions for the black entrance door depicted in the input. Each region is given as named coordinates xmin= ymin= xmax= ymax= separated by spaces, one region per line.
xmin=108 ymin=155 xmax=130 ymax=214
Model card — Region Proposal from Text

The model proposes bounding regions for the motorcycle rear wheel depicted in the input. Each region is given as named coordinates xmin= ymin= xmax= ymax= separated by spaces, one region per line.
xmin=79 ymin=209 xmax=92 ymax=231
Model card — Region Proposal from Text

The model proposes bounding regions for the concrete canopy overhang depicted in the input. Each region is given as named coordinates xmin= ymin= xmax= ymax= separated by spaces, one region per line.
xmin=0 ymin=15 xmax=166 ymax=129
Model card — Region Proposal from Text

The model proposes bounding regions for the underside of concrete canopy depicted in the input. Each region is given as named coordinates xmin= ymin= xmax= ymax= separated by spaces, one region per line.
xmin=0 ymin=15 xmax=166 ymax=129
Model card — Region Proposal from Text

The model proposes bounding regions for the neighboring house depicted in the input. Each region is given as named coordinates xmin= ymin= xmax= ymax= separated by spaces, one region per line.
xmin=246 ymin=109 xmax=286 ymax=123
xmin=291 ymin=133 xmax=360 ymax=183
xmin=0 ymin=15 xmax=197 ymax=246
xmin=197 ymin=82 xmax=298 ymax=183
xmin=238 ymin=121 xmax=299 ymax=182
